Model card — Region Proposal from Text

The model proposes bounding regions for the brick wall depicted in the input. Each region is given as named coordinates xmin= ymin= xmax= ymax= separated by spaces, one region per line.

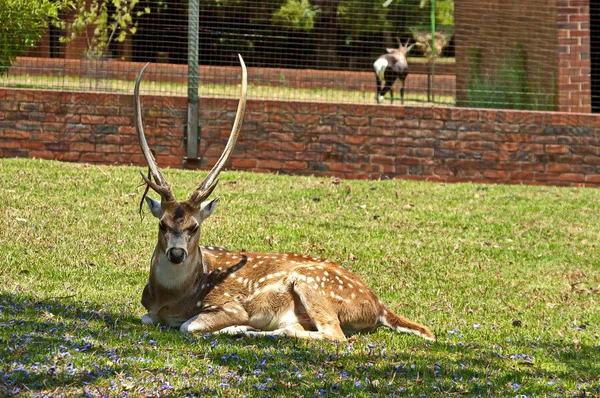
xmin=1 ymin=87 xmax=599 ymax=187
xmin=557 ymin=0 xmax=592 ymax=113
xmin=455 ymin=0 xmax=559 ymax=108
xmin=455 ymin=0 xmax=592 ymax=113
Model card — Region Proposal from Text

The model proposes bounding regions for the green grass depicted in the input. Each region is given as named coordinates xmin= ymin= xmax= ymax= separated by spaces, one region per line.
xmin=1 ymin=158 xmax=599 ymax=397
xmin=0 ymin=74 xmax=456 ymax=106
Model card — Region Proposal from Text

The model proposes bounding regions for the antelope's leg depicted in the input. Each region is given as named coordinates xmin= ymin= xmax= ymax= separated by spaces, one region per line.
xmin=180 ymin=303 xmax=249 ymax=334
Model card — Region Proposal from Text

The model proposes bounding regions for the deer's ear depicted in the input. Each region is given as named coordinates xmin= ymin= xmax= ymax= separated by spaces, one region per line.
xmin=197 ymin=197 xmax=220 ymax=222
xmin=406 ymin=44 xmax=415 ymax=53
xmin=386 ymin=48 xmax=395 ymax=53
xmin=145 ymin=197 xmax=163 ymax=219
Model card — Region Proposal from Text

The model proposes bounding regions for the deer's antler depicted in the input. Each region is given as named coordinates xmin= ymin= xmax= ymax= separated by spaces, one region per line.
xmin=135 ymin=63 xmax=175 ymax=202
xmin=188 ymin=54 xmax=248 ymax=207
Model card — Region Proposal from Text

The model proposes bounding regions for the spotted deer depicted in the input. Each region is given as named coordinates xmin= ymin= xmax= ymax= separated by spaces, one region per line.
xmin=373 ymin=38 xmax=415 ymax=104
xmin=136 ymin=55 xmax=435 ymax=342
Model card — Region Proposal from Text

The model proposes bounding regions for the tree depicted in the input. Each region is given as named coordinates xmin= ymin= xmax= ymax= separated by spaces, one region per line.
xmin=0 ymin=0 xmax=64 ymax=74
xmin=60 ymin=0 xmax=152 ymax=60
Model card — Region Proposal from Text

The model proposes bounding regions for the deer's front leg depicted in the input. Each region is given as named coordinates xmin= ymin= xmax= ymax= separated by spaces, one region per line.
xmin=180 ymin=303 xmax=249 ymax=334
xmin=141 ymin=313 xmax=159 ymax=325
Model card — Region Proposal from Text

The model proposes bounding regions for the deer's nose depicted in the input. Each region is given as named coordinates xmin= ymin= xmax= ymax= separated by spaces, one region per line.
xmin=167 ymin=248 xmax=187 ymax=264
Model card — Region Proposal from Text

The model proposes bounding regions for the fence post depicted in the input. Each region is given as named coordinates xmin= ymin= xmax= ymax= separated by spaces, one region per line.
xmin=186 ymin=0 xmax=200 ymax=160
xmin=429 ymin=0 xmax=436 ymax=102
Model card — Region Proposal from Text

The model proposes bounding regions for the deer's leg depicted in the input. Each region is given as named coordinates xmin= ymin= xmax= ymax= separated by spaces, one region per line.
xmin=288 ymin=280 xmax=346 ymax=341
xmin=399 ymin=78 xmax=405 ymax=104
xmin=180 ymin=303 xmax=250 ymax=334
xmin=141 ymin=313 xmax=159 ymax=325
xmin=379 ymin=80 xmax=394 ymax=105
xmin=375 ymin=75 xmax=384 ymax=104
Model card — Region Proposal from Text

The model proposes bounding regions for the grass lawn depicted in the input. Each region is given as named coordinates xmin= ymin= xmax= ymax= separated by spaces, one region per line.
xmin=0 ymin=158 xmax=598 ymax=397
xmin=0 ymin=74 xmax=456 ymax=107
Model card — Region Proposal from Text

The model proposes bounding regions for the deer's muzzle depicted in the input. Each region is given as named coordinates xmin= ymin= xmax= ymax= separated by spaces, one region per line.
xmin=167 ymin=247 xmax=187 ymax=264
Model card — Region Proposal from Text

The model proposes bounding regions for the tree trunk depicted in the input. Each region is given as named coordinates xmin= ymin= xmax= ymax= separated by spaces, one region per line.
xmin=312 ymin=0 xmax=341 ymax=69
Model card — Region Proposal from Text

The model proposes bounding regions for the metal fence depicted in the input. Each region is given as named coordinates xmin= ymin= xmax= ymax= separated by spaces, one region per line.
xmin=0 ymin=0 xmax=597 ymax=112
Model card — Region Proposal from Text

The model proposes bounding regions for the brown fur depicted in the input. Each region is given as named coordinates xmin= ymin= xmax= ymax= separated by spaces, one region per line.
xmin=141 ymin=244 xmax=435 ymax=341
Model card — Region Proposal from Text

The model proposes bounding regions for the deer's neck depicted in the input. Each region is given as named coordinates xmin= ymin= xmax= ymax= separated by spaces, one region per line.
xmin=150 ymin=246 xmax=205 ymax=291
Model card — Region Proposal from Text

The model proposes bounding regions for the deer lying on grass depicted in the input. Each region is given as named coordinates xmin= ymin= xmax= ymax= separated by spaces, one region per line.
xmin=135 ymin=55 xmax=435 ymax=342
xmin=373 ymin=38 xmax=414 ymax=104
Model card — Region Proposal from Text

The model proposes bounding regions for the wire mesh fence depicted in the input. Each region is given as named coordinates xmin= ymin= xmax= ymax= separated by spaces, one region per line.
xmin=0 ymin=0 xmax=597 ymax=112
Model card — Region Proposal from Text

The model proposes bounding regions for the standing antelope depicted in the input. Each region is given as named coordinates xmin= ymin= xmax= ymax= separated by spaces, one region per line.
xmin=373 ymin=39 xmax=414 ymax=104
xmin=136 ymin=55 xmax=434 ymax=342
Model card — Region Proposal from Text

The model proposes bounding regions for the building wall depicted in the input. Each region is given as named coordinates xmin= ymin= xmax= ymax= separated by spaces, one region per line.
xmin=557 ymin=0 xmax=592 ymax=113
xmin=455 ymin=0 xmax=559 ymax=108
xmin=455 ymin=0 xmax=591 ymax=113
xmin=1 ymin=88 xmax=599 ymax=187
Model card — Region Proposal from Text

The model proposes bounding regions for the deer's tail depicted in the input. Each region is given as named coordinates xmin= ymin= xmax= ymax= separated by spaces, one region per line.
xmin=380 ymin=309 xmax=435 ymax=341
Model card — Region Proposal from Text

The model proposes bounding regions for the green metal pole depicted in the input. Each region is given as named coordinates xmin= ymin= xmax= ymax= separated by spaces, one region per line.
xmin=430 ymin=0 xmax=436 ymax=102
xmin=187 ymin=0 xmax=199 ymax=160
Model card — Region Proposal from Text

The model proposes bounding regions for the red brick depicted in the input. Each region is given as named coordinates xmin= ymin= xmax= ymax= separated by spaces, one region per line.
xmin=584 ymin=175 xmax=600 ymax=183
xmin=283 ymin=161 xmax=307 ymax=170
xmin=231 ymin=159 xmax=257 ymax=169
xmin=256 ymin=160 xmax=283 ymax=169
xmin=558 ymin=173 xmax=585 ymax=182
xmin=545 ymin=145 xmax=570 ymax=154
xmin=547 ymin=164 xmax=571 ymax=172
xmin=484 ymin=170 xmax=510 ymax=179
xmin=80 ymin=153 xmax=106 ymax=163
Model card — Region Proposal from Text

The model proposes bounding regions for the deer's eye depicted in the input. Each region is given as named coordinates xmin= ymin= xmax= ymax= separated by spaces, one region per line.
xmin=187 ymin=224 xmax=199 ymax=234
xmin=158 ymin=221 xmax=167 ymax=231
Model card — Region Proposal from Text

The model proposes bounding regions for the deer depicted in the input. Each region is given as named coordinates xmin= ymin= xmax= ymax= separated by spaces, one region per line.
xmin=135 ymin=55 xmax=435 ymax=342
xmin=373 ymin=38 xmax=415 ymax=105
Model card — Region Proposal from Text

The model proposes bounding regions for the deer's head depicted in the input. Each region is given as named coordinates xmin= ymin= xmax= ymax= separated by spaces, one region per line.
xmin=135 ymin=56 xmax=247 ymax=265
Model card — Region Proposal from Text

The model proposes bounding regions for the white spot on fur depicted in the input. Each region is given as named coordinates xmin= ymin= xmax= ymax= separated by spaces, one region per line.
xmin=196 ymin=301 xmax=202 ymax=307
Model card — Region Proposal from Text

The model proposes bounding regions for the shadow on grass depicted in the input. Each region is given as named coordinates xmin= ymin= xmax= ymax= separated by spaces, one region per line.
xmin=1 ymin=292 xmax=598 ymax=396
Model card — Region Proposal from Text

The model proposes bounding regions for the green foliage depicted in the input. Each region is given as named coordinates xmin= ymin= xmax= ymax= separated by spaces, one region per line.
xmin=272 ymin=0 xmax=318 ymax=31
xmin=60 ymin=0 xmax=151 ymax=60
xmin=338 ymin=0 xmax=391 ymax=37
xmin=434 ymin=0 xmax=454 ymax=25
xmin=467 ymin=45 xmax=556 ymax=111
xmin=419 ymin=0 xmax=454 ymax=25
xmin=0 ymin=0 xmax=63 ymax=74
xmin=0 ymin=158 xmax=599 ymax=396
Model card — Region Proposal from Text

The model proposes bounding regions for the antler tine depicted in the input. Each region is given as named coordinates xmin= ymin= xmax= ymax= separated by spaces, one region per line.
xmin=135 ymin=63 xmax=175 ymax=202
xmin=405 ymin=38 xmax=411 ymax=48
xmin=189 ymin=54 xmax=248 ymax=206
